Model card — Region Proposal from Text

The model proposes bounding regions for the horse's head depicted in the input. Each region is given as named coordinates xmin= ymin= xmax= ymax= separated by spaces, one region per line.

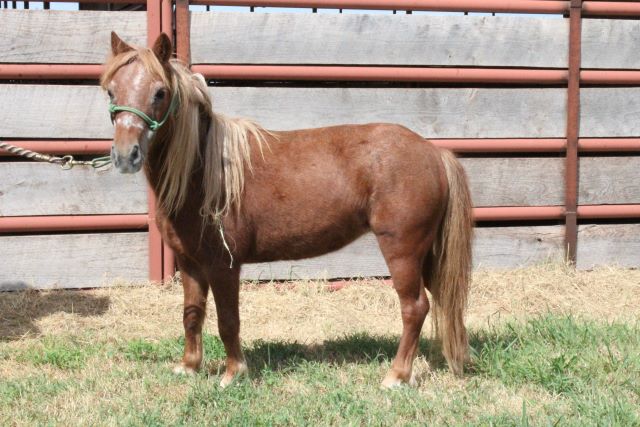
xmin=101 ymin=32 xmax=175 ymax=173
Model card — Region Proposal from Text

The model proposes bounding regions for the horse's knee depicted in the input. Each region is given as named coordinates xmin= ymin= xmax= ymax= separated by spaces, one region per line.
xmin=183 ymin=305 xmax=205 ymax=333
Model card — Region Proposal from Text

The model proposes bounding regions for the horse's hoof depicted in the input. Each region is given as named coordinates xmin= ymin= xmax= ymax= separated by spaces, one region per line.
xmin=219 ymin=362 xmax=248 ymax=388
xmin=173 ymin=364 xmax=197 ymax=376
xmin=380 ymin=370 xmax=415 ymax=389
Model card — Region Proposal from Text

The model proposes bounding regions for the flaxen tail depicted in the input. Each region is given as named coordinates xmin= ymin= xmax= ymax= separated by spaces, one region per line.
xmin=425 ymin=149 xmax=474 ymax=376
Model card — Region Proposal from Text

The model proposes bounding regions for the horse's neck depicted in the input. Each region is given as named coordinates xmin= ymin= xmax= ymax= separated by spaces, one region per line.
xmin=144 ymin=109 xmax=211 ymax=208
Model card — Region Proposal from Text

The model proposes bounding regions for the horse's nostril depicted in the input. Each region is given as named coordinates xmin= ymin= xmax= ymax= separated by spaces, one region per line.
xmin=130 ymin=144 xmax=141 ymax=164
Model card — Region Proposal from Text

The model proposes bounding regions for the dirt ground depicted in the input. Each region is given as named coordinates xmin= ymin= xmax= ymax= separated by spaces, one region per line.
xmin=2 ymin=263 xmax=639 ymax=344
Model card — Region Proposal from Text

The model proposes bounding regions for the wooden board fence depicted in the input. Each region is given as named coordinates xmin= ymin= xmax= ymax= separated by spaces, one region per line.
xmin=0 ymin=233 xmax=149 ymax=290
xmin=190 ymin=13 xmax=569 ymax=67
xmin=1 ymin=7 xmax=639 ymax=289
xmin=0 ymin=10 xmax=146 ymax=64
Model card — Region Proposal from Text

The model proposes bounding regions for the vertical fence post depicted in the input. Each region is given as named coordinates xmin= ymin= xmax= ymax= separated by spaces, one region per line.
xmin=175 ymin=0 xmax=190 ymax=64
xmin=147 ymin=0 xmax=164 ymax=282
xmin=565 ymin=0 xmax=582 ymax=264
xmin=161 ymin=0 xmax=177 ymax=281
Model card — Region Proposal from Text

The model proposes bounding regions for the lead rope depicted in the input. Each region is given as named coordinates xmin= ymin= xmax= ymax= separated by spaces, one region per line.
xmin=218 ymin=223 xmax=234 ymax=269
xmin=0 ymin=141 xmax=111 ymax=170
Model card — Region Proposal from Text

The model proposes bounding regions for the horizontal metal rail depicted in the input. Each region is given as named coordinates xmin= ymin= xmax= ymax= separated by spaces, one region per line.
xmin=195 ymin=0 xmax=570 ymax=13
xmin=577 ymin=204 xmax=640 ymax=219
xmin=2 ymin=205 xmax=639 ymax=234
xmin=193 ymin=65 xmax=568 ymax=84
xmin=2 ymin=139 xmax=639 ymax=156
xmin=0 ymin=64 xmax=104 ymax=80
xmin=0 ymin=215 xmax=149 ymax=233
xmin=5 ymin=64 xmax=640 ymax=86
xmin=0 ymin=140 xmax=112 ymax=155
xmin=194 ymin=0 xmax=640 ymax=15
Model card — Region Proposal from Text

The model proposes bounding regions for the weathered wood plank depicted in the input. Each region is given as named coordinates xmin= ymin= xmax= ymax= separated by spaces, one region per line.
xmin=577 ymin=224 xmax=640 ymax=269
xmin=191 ymin=12 xmax=568 ymax=67
xmin=1 ymin=85 xmax=567 ymax=138
xmin=241 ymin=226 xmax=565 ymax=280
xmin=0 ymin=232 xmax=148 ymax=290
xmin=0 ymin=10 xmax=146 ymax=63
xmin=0 ymin=85 xmax=112 ymax=138
xmin=582 ymin=19 xmax=640 ymax=70
xmin=473 ymin=226 xmax=565 ymax=269
xmin=461 ymin=158 xmax=564 ymax=207
xmin=579 ymin=157 xmax=640 ymax=205
xmin=581 ymin=88 xmax=640 ymax=137
xmin=0 ymin=158 xmax=562 ymax=217
xmin=0 ymin=163 xmax=147 ymax=216
xmin=211 ymin=87 xmax=567 ymax=138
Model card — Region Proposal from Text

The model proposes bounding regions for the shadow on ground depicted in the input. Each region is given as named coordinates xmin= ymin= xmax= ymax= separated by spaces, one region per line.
xmin=202 ymin=333 xmax=452 ymax=378
xmin=0 ymin=290 xmax=110 ymax=341
xmin=201 ymin=328 xmax=520 ymax=380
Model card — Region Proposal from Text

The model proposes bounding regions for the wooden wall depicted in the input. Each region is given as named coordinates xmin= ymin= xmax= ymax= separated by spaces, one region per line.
xmin=1 ymin=9 xmax=639 ymax=289
xmin=0 ymin=10 xmax=149 ymax=290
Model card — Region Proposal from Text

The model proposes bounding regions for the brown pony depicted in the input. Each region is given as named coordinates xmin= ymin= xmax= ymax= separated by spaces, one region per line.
xmin=101 ymin=32 xmax=473 ymax=388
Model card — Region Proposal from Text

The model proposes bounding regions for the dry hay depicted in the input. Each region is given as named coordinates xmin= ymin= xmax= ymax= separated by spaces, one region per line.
xmin=1 ymin=263 xmax=639 ymax=345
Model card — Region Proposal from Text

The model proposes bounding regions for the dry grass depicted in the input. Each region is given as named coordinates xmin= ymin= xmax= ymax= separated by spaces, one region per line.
xmin=1 ymin=263 xmax=639 ymax=426
xmin=2 ymin=263 xmax=638 ymax=344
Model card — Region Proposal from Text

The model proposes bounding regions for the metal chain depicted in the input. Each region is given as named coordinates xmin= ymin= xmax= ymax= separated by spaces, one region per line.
xmin=0 ymin=141 xmax=111 ymax=170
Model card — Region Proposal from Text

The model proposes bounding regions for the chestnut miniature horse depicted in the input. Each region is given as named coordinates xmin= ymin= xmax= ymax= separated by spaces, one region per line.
xmin=102 ymin=32 xmax=473 ymax=388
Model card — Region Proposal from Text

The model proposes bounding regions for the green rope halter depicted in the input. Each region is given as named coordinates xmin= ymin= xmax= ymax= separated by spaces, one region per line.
xmin=108 ymin=93 xmax=179 ymax=131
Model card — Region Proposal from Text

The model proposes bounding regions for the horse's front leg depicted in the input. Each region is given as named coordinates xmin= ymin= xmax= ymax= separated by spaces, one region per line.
xmin=210 ymin=267 xmax=247 ymax=387
xmin=173 ymin=269 xmax=209 ymax=375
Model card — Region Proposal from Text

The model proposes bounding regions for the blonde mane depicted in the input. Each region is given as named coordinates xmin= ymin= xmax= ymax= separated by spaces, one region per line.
xmin=101 ymin=48 xmax=265 ymax=225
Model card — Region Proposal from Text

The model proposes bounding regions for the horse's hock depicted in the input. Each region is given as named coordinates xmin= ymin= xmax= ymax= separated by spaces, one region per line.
xmin=1 ymin=1 xmax=640 ymax=289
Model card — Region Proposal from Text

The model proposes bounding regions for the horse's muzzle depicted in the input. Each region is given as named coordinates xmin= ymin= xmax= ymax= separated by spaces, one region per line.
xmin=111 ymin=143 xmax=143 ymax=174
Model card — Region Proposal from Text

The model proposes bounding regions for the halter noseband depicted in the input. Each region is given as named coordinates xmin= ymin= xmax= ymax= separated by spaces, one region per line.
xmin=108 ymin=93 xmax=178 ymax=131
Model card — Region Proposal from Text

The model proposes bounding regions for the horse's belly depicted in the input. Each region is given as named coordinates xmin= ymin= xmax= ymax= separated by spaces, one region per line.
xmin=247 ymin=211 xmax=368 ymax=263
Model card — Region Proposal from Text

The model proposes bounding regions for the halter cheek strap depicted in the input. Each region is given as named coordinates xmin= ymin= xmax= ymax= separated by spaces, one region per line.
xmin=108 ymin=93 xmax=178 ymax=131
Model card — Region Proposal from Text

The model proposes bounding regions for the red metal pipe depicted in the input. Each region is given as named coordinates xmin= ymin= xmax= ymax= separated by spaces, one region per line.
xmin=162 ymin=0 xmax=174 ymax=45
xmin=579 ymin=138 xmax=640 ymax=152
xmin=163 ymin=241 xmax=176 ymax=280
xmin=0 ymin=140 xmax=111 ymax=156
xmin=176 ymin=0 xmax=190 ymax=64
xmin=0 ymin=215 xmax=148 ymax=233
xmin=577 ymin=204 xmax=640 ymax=219
xmin=193 ymin=0 xmax=569 ymax=14
xmin=0 ymin=64 xmax=103 ymax=80
xmin=581 ymin=70 xmax=640 ymax=85
xmin=1 ymin=205 xmax=637 ymax=235
xmin=4 ymin=64 xmax=640 ymax=86
xmin=148 ymin=0 xmax=163 ymax=47
xmin=193 ymin=65 xmax=568 ymax=84
xmin=583 ymin=1 xmax=640 ymax=16
xmin=147 ymin=0 xmax=165 ymax=283
xmin=432 ymin=139 xmax=566 ymax=153
xmin=161 ymin=0 xmax=177 ymax=283
xmin=474 ymin=206 xmax=565 ymax=221
xmin=3 ymin=138 xmax=639 ymax=156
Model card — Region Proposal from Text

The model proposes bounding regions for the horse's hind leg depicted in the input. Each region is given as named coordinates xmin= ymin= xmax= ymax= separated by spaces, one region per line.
xmin=209 ymin=268 xmax=247 ymax=388
xmin=376 ymin=232 xmax=432 ymax=388
xmin=173 ymin=269 xmax=209 ymax=375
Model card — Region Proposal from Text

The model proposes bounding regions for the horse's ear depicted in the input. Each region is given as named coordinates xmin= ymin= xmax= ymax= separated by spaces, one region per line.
xmin=152 ymin=33 xmax=173 ymax=63
xmin=111 ymin=31 xmax=133 ymax=56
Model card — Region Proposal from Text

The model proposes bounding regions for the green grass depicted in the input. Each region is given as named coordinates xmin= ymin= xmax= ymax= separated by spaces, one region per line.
xmin=1 ymin=314 xmax=638 ymax=426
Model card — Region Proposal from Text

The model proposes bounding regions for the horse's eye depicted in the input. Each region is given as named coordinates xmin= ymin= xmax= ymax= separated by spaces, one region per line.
xmin=154 ymin=89 xmax=166 ymax=102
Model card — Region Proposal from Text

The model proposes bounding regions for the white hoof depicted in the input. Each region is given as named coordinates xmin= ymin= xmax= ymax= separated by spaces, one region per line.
xmin=380 ymin=371 xmax=416 ymax=389
xmin=219 ymin=362 xmax=248 ymax=388
xmin=173 ymin=364 xmax=197 ymax=376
